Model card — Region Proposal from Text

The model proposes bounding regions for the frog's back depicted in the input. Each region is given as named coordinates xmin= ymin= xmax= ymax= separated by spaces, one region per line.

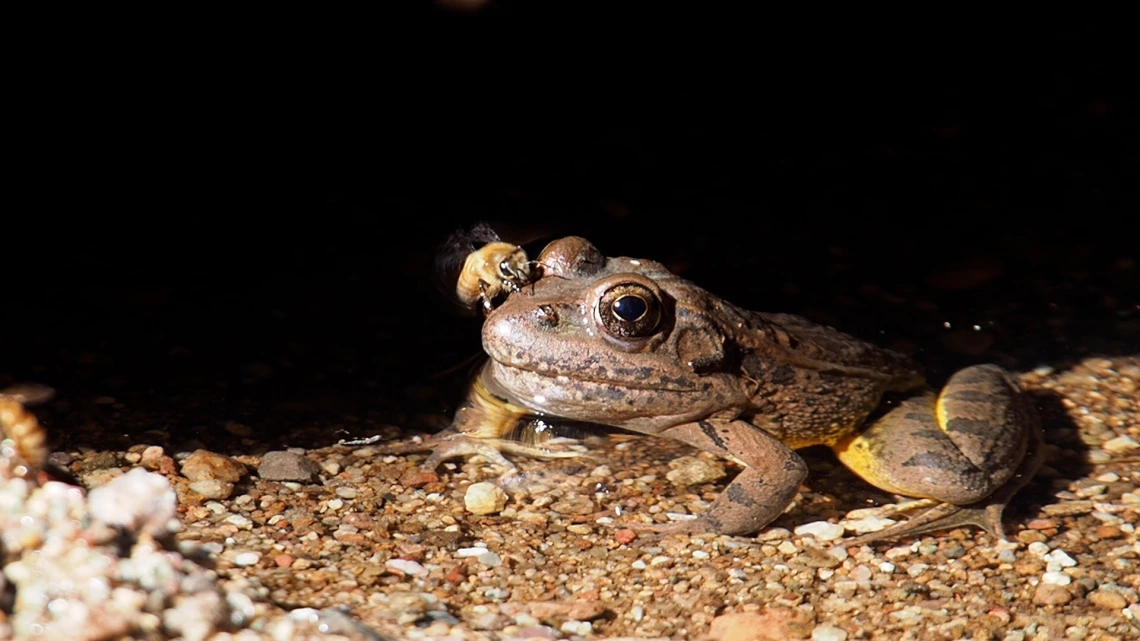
xmin=729 ymin=308 xmax=926 ymax=448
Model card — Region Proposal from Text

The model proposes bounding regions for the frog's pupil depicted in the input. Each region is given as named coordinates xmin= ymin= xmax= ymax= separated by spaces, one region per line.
xmin=613 ymin=295 xmax=646 ymax=321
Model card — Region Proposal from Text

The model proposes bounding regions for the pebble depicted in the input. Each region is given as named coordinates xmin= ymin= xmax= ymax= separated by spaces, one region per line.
xmin=180 ymin=449 xmax=246 ymax=483
xmin=1043 ymin=549 xmax=1077 ymax=568
xmin=665 ymin=455 xmax=726 ymax=486
xmin=794 ymin=521 xmax=845 ymax=541
xmin=188 ymin=479 xmax=235 ymax=500
xmin=812 ymin=624 xmax=849 ymax=641
xmin=464 ymin=482 xmax=508 ymax=515
xmin=386 ymin=559 xmax=427 ymax=576
xmin=1102 ymin=434 xmax=1139 ymax=453
xmin=257 ymin=451 xmax=319 ymax=481
xmin=1088 ymin=589 xmax=1128 ymax=610
xmin=1042 ymin=571 xmax=1071 ymax=586
xmin=457 ymin=546 xmax=488 ymax=558
xmin=841 ymin=515 xmax=896 ymax=534
xmin=233 ymin=552 xmax=261 ymax=567
xmin=477 ymin=552 xmax=502 ymax=567
xmin=1033 ymin=583 xmax=1072 ymax=605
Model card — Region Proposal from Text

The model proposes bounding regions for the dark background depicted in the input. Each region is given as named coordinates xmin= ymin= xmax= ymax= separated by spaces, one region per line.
xmin=4 ymin=10 xmax=1137 ymax=452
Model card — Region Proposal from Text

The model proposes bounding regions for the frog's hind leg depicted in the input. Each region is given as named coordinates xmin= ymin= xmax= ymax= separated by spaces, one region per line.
xmin=832 ymin=364 xmax=1043 ymax=545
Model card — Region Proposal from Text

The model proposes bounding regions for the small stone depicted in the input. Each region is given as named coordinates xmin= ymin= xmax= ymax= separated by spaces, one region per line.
xmin=1095 ymin=471 xmax=1120 ymax=483
xmin=709 ymin=609 xmax=815 ymax=641
xmin=566 ymin=524 xmax=592 ymax=535
xmin=841 ymin=515 xmax=896 ymax=534
xmin=1102 ymin=435 xmax=1139 ymax=453
xmin=812 ymin=624 xmax=849 ymax=641
xmin=233 ymin=552 xmax=261 ymax=567
xmin=1043 ymin=549 xmax=1077 ymax=568
xmin=386 ymin=558 xmax=427 ymax=576
xmin=457 ymin=547 xmax=487 ymax=558
xmin=614 ymin=529 xmax=637 ymax=544
xmin=1095 ymin=525 xmax=1123 ymax=539
xmin=1042 ymin=571 xmax=1071 ymax=585
xmin=188 ymin=479 xmax=235 ymax=500
xmin=477 ymin=551 xmax=502 ymax=567
xmin=225 ymin=514 xmax=253 ymax=529
xmin=1033 ymin=583 xmax=1072 ymax=605
xmin=334 ymin=487 xmax=357 ymax=499
xmin=464 ymin=482 xmax=508 ymax=515
xmin=274 ymin=554 xmax=294 ymax=568
xmin=181 ymin=449 xmax=246 ymax=482
xmin=548 ymin=495 xmax=596 ymax=515
xmin=665 ymin=455 xmax=727 ymax=486
xmin=257 ymin=451 xmax=319 ymax=482
xmin=794 ymin=521 xmax=845 ymax=541
xmin=1088 ymin=589 xmax=1128 ymax=610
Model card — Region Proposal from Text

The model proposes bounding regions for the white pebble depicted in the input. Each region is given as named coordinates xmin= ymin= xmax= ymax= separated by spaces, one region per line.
xmin=1042 ymin=571 xmax=1071 ymax=585
xmin=1027 ymin=541 xmax=1051 ymax=557
xmin=812 ymin=624 xmax=849 ymax=641
xmin=1043 ymin=549 xmax=1077 ymax=568
xmin=879 ymin=562 xmax=896 ymax=573
xmin=457 ymin=547 xmax=487 ymax=558
xmin=385 ymin=559 xmax=427 ymax=576
xmin=841 ymin=515 xmax=896 ymax=534
xmin=906 ymin=563 xmax=929 ymax=577
xmin=1095 ymin=472 xmax=1120 ymax=483
xmin=1103 ymin=435 xmax=1139 ymax=453
xmin=234 ymin=552 xmax=261 ymax=567
xmin=225 ymin=515 xmax=253 ymax=530
xmin=692 ymin=550 xmax=710 ymax=560
xmin=560 ymin=621 xmax=592 ymax=636
xmin=326 ymin=498 xmax=343 ymax=511
xmin=477 ymin=551 xmax=502 ymax=567
xmin=631 ymin=560 xmax=647 ymax=570
xmin=794 ymin=521 xmax=845 ymax=541
xmin=464 ymin=482 xmax=508 ymax=515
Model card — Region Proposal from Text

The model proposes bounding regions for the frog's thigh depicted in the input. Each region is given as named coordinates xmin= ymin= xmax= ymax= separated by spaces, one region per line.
xmin=658 ymin=420 xmax=808 ymax=536
xmin=832 ymin=364 xmax=1034 ymax=504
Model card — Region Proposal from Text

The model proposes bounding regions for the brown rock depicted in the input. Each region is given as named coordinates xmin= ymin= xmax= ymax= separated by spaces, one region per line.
xmin=181 ymin=449 xmax=246 ymax=482
xmin=1088 ymin=589 xmax=1128 ymax=610
xmin=257 ymin=451 xmax=318 ymax=482
xmin=708 ymin=609 xmax=814 ymax=641
xmin=1033 ymin=584 xmax=1072 ymax=606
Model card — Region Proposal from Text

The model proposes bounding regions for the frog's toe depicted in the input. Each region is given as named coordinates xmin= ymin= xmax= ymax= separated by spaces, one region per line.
xmin=840 ymin=500 xmax=1006 ymax=547
xmin=621 ymin=515 xmax=716 ymax=537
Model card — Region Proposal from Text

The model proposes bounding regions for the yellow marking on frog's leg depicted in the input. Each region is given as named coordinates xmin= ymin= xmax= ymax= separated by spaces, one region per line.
xmin=624 ymin=419 xmax=808 ymax=537
xmin=833 ymin=364 xmax=1042 ymax=544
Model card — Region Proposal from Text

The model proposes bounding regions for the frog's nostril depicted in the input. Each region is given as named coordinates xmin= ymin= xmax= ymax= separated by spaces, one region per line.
xmin=535 ymin=304 xmax=558 ymax=328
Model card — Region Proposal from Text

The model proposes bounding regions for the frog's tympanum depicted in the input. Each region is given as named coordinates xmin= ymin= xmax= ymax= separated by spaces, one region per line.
xmin=427 ymin=236 xmax=1043 ymax=544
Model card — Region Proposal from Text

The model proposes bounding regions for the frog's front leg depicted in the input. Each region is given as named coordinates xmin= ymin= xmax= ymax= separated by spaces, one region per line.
xmin=626 ymin=419 xmax=809 ymax=536
xmin=390 ymin=375 xmax=586 ymax=479
xmin=832 ymin=364 xmax=1043 ymax=545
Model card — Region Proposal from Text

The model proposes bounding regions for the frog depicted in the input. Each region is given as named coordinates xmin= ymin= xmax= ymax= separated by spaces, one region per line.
xmin=419 ymin=236 xmax=1043 ymax=544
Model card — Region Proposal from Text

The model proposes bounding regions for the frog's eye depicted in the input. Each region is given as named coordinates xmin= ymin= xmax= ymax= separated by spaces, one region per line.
xmin=598 ymin=283 xmax=661 ymax=338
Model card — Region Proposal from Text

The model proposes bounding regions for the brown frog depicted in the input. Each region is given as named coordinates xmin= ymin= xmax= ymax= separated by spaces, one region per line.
xmin=424 ymin=236 xmax=1043 ymax=544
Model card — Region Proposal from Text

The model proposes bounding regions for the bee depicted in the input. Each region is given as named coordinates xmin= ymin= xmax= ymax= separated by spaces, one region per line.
xmin=456 ymin=241 xmax=533 ymax=312
xmin=437 ymin=223 xmax=538 ymax=314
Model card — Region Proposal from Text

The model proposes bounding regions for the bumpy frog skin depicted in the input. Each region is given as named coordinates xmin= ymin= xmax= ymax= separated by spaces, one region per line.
xmin=430 ymin=236 xmax=1043 ymax=544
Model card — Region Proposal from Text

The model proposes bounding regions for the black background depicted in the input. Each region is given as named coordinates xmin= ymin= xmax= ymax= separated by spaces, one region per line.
xmin=4 ymin=9 xmax=1137 ymax=451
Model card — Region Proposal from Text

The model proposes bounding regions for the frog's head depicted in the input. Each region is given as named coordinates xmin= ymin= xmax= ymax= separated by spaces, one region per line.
xmin=479 ymin=237 xmax=748 ymax=430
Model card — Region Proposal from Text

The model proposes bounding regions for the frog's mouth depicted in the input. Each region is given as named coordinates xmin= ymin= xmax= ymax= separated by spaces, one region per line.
xmin=485 ymin=358 xmax=703 ymax=393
